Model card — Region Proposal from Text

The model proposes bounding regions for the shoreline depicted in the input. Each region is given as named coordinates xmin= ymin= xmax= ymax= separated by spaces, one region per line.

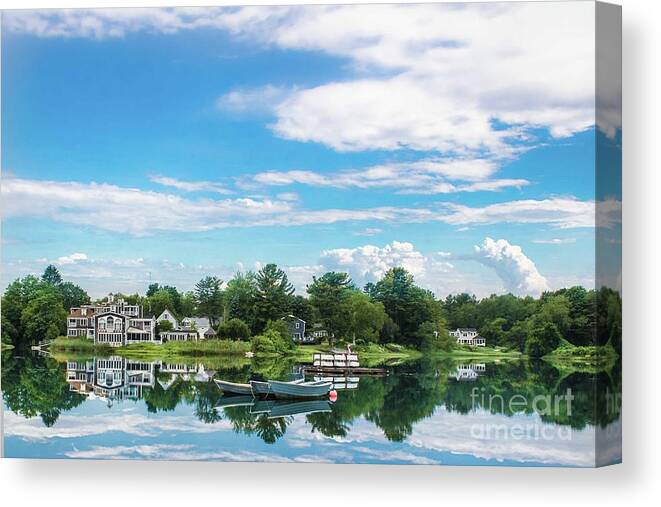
xmin=44 ymin=337 xmax=615 ymax=371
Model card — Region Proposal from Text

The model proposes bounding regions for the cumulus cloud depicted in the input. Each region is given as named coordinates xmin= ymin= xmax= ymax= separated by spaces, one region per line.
xmin=321 ymin=241 xmax=428 ymax=284
xmin=55 ymin=252 xmax=88 ymax=265
xmin=470 ymin=237 xmax=550 ymax=296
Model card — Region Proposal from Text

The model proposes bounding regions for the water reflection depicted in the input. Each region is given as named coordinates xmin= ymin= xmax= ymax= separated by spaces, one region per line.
xmin=2 ymin=351 xmax=622 ymax=465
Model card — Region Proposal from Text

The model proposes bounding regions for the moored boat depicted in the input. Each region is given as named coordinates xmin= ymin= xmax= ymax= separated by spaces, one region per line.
xmin=214 ymin=379 xmax=253 ymax=396
xmin=268 ymin=379 xmax=332 ymax=399
xmin=250 ymin=378 xmax=305 ymax=397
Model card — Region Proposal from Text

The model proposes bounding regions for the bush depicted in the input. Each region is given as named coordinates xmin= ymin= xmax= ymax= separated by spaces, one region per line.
xmin=156 ymin=320 xmax=174 ymax=334
xmin=412 ymin=321 xmax=454 ymax=352
xmin=525 ymin=322 xmax=561 ymax=357
xmin=218 ymin=318 xmax=251 ymax=341
xmin=251 ymin=329 xmax=294 ymax=355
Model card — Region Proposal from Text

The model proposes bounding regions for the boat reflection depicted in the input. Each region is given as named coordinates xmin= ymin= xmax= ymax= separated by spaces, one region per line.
xmin=214 ymin=396 xmax=332 ymax=419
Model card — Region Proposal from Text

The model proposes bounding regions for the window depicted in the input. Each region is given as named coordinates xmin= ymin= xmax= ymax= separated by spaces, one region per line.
xmin=295 ymin=322 xmax=300 ymax=328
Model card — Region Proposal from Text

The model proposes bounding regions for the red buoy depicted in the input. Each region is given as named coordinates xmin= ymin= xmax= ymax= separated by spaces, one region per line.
xmin=329 ymin=390 xmax=338 ymax=402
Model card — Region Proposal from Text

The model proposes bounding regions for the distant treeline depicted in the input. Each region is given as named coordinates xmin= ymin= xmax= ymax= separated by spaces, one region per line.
xmin=2 ymin=263 xmax=621 ymax=357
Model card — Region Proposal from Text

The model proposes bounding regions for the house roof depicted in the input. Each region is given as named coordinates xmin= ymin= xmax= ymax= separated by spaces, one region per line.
xmin=284 ymin=314 xmax=306 ymax=323
xmin=157 ymin=309 xmax=177 ymax=320
xmin=69 ymin=307 xmax=97 ymax=317
xmin=186 ymin=317 xmax=212 ymax=328
xmin=457 ymin=328 xmax=478 ymax=332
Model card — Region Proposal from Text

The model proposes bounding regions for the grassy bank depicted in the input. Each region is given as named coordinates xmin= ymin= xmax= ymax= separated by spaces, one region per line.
xmin=544 ymin=343 xmax=619 ymax=371
xmin=438 ymin=345 xmax=522 ymax=359
xmin=50 ymin=336 xmax=251 ymax=362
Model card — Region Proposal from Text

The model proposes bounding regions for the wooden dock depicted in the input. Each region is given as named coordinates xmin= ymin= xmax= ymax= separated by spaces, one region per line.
xmin=305 ymin=354 xmax=386 ymax=375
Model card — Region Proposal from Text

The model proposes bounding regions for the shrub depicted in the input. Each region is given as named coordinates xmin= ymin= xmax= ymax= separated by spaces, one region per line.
xmin=251 ymin=321 xmax=295 ymax=355
xmin=525 ymin=322 xmax=562 ymax=357
xmin=156 ymin=320 xmax=174 ymax=334
xmin=218 ymin=318 xmax=251 ymax=341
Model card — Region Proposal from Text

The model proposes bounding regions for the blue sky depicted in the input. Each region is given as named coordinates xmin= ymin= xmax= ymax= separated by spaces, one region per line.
xmin=0 ymin=4 xmax=622 ymax=298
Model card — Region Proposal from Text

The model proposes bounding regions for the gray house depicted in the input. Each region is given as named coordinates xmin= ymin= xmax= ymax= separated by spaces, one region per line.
xmin=284 ymin=315 xmax=311 ymax=343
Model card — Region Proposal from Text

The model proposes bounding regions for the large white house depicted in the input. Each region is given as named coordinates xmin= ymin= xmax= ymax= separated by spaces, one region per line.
xmin=449 ymin=328 xmax=486 ymax=347
xmin=67 ymin=294 xmax=158 ymax=347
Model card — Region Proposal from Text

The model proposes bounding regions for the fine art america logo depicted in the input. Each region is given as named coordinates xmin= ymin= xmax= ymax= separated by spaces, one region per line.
xmin=470 ymin=388 xmax=575 ymax=441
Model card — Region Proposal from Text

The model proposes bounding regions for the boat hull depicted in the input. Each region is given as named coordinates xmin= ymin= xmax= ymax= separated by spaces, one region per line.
xmin=250 ymin=380 xmax=273 ymax=396
xmin=268 ymin=379 xmax=332 ymax=399
xmin=214 ymin=379 xmax=253 ymax=396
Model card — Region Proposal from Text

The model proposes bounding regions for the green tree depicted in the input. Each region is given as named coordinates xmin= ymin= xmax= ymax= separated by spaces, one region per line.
xmin=20 ymin=286 xmax=67 ymax=344
xmin=194 ymin=276 xmax=224 ymax=325
xmin=146 ymin=289 xmax=176 ymax=319
xmin=525 ymin=321 xmax=562 ymax=357
xmin=219 ymin=318 xmax=251 ymax=341
xmin=57 ymin=281 xmax=90 ymax=311
xmin=289 ymin=295 xmax=315 ymax=327
xmin=224 ymin=272 xmax=257 ymax=331
xmin=480 ymin=317 xmax=508 ymax=347
xmin=156 ymin=319 xmax=174 ymax=334
xmin=254 ymin=264 xmax=294 ymax=332
xmin=41 ymin=265 xmax=63 ymax=286
xmin=307 ymin=272 xmax=353 ymax=346
xmin=348 ymin=291 xmax=386 ymax=344
xmin=371 ymin=267 xmax=443 ymax=345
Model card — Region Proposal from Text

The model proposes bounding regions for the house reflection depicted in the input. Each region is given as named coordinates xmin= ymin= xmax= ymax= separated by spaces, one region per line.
xmin=448 ymin=363 xmax=486 ymax=382
xmin=66 ymin=357 xmax=214 ymax=406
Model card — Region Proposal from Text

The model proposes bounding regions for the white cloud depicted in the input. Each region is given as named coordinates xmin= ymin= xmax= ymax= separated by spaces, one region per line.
xmin=321 ymin=241 xmax=428 ymax=285
xmin=469 ymin=237 xmax=550 ymax=296
xmin=1 ymin=177 xmax=294 ymax=236
xmin=275 ymin=192 xmax=300 ymax=202
xmin=3 ymin=3 xmax=618 ymax=151
xmin=149 ymin=175 xmax=233 ymax=194
xmin=2 ymin=177 xmax=611 ymax=236
xmin=441 ymin=198 xmax=617 ymax=230
xmin=532 ymin=238 xmax=577 ymax=245
xmin=55 ymin=252 xmax=88 ymax=265
xmin=216 ymin=84 xmax=293 ymax=115
xmin=252 ymin=3 xmax=599 ymax=153
xmin=353 ymin=227 xmax=382 ymax=237
xmin=249 ymin=159 xmax=529 ymax=195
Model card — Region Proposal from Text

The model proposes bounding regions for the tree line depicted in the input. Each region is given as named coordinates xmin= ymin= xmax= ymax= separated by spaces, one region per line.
xmin=2 ymin=263 xmax=621 ymax=357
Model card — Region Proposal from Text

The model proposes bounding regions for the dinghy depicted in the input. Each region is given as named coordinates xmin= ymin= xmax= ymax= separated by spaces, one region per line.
xmin=214 ymin=379 xmax=253 ymax=396
xmin=250 ymin=378 xmax=305 ymax=397
xmin=268 ymin=379 xmax=332 ymax=399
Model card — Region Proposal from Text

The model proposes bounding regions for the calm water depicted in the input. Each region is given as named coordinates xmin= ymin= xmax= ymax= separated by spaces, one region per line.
xmin=1 ymin=352 xmax=621 ymax=466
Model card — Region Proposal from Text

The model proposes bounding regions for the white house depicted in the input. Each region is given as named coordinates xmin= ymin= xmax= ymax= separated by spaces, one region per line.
xmin=449 ymin=328 xmax=486 ymax=347
xmin=157 ymin=312 xmax=217 ymax=342
xmin=156 ymin=309 xmax=178 ymax=327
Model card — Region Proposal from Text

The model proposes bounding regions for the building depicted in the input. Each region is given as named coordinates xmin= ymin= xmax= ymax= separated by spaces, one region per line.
xmin=66 ymin=294 xmax=158 ymax=347
xmin=156 ymin=308 xmax=178 ymax=327
xmin=284 ymin=315 xmax=310 ymax=343
xmin=156 ymin=311 xmax=217 ymax=342
xmin=449 ymin=328 xmax=486 ymax=347
xmin=309 ymin=323 xmax=329 ymax=341
xmin=180 ymin=317 xmax=217 ymax=341
xmin=66 ymin=356 xmax=157 ymax=405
